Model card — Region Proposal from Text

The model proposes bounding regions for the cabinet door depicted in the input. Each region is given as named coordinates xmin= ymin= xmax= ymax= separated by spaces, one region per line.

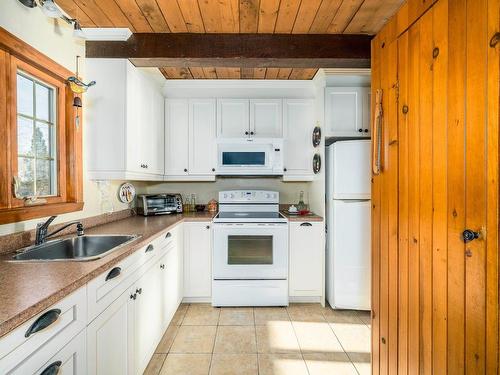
xmin=189 ymin=99 xmax=217 ymax=175
xmin=217 ymin=99 xmax=249 ymax=137
xmin=165 ymin=99 xmax=189 ymax=176
xmin=361 ymin=88 xmax=371 ymax=136
xmin=126 ymin=64 xmax=144 ymax=173
xmin=184 ymin=222 xmax=212 ymax=298
xmin=133 ymin=262 xmax=163 ymax=375
xmin=250 ymin=99 xmax=283 ymax=138
xmin=87 ymin=289 xmax=134 ymax=375
xmin=289 ymin=222 xmax=324 ymax=297
xmin=159 ymin=247 xmax=180 ymax=329
xmin=283 ymin=99 xmax=314 ymax=179
xmin=325 ymin=87 xmax=364 ymax=137
xmin=145 ymin=83 xmax=165 ymax=175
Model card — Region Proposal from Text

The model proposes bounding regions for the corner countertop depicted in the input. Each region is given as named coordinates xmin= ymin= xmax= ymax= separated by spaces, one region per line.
xmin=0 ymin=212 xmax=215 ymax=338
xmin=280 ymin=211 xmax=324 ymax=222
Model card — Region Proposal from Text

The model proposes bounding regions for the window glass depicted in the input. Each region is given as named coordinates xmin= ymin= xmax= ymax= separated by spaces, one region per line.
xmin=16 ymin=72 xmax=57 ymax=197
xmin=227 ymin=235 xmax=273 ymax=265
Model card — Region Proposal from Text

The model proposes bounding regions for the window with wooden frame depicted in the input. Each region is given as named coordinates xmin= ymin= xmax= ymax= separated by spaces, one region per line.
xmin=0 ymin=26 xmax=83 ymax=224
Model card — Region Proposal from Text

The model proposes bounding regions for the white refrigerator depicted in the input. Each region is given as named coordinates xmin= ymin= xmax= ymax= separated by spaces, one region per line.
xmin=326 ymin=140 xmax=371 ymax=310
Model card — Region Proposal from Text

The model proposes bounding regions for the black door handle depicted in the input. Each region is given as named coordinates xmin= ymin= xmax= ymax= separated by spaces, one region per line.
xmin=105 ymin=267 xmax=122 ymax=281
xmin=165 ymin=232 xmax=172 ymax=239
xmin=462 ymin=229 xmax=480 ymax=243
xmin=300 ymin=222 xmax=312 ymax=227
xmin=40 ymin=360 xmax=62 ymax=375
xmin=25 ymin=309 xmax=61 ymax=337
xmin=145 ymin=244 xmax=154 ymax=253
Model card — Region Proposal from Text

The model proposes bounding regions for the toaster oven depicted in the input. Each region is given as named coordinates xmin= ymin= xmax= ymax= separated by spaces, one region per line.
xmin=136 ymin=194 xmax=183 ymax=216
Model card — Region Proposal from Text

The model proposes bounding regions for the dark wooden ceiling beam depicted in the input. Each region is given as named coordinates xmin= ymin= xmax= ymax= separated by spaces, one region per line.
xmin=85 ymin=33 xmax=372 ymax=68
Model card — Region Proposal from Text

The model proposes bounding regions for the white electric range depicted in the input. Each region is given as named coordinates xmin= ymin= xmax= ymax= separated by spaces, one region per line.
xmin=212 ymin=190 xmax=289 ymax=306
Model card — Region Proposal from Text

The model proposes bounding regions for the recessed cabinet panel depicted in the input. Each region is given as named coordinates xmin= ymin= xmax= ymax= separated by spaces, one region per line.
xmin=165 ymin=99 xmax=189 ymax=176
xmin=325 ymin=87 xmax=370 ymax=137
xmin=184 ymin=222 xmax=212 ymax=298
xmin=217 ymin=99 xmax=249 ymax=138
xmin=189 ymin=99 xmax=217 ymax=175
xmin=283 ymin=99 xmax=314 ymax=180
xmin=250 ymin=99 xmax=283 ymax=138
xmin=289 ymin=222 xmax=324 ymax=297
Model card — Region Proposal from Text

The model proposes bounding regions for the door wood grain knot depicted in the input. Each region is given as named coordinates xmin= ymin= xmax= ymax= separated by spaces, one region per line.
xmin=490 ymin=32 xmax=500 ymax=47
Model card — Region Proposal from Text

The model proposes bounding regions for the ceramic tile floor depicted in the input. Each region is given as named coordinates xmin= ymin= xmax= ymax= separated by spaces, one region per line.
xmin=144 ymin=303 xmax=371 ymax=375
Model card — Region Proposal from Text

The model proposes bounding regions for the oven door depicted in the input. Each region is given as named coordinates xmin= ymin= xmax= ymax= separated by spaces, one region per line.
xmin=213 ymin=223 xmax=288 ymax=280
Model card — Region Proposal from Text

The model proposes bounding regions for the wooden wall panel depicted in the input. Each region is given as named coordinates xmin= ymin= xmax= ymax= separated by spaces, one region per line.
xmin=486 ymin=1 xmax=500 ymax=373
xmin=431 ymin=1 xmax=448 ymax=374
xmin=372 ymin=0 xmax=499 ymax=373
xmin=446 ymin=0 xmax=466 ymax=373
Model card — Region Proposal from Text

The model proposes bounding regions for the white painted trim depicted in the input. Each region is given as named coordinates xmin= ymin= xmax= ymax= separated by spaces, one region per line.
xmin=182 ymin=297 xmax=212 ymax=303
xmin=289 ymin=296 xmax=322 ymax=303
xmin=82 ymin=28 xmax=132 ymax=41
xmin=321 ymin=68 xmax=371 ymax=76
xmin=163 ymin=79 xmax=315 ymax=90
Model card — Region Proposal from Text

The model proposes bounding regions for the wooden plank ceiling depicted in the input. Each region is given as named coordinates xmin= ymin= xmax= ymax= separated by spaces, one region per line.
xmin=58 ymin=0 xmax=403 ymax=79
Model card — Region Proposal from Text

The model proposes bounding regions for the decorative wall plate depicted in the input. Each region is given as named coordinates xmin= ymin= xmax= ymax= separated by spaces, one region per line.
xmin=118 ymin=182 xmax=136 ymax=204
xmin=312 ymin=126 xmax=321 ymax=147
xmin=313 ymin=153 xmax=321 ymax=174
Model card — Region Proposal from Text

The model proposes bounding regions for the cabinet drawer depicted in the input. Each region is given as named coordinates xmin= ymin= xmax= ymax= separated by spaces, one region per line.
xmin=87 ymin=236 xmax=163 ymax=322
xmin=0 ymin=287 xmax=87 ymax=373
xmin=7 ymin=329 xmax=86 ymax=375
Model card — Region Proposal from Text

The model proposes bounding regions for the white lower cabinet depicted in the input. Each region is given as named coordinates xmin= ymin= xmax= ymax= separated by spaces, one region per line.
xmin=132 ymin=261 xmax=163 ymax=375
xmin=183 ymin=222 xmax=212 ymax=299
xmin=289 ymin=222 xmax=324 ymax=298
xmin=87 ymin=286 xmax=134 ymax=375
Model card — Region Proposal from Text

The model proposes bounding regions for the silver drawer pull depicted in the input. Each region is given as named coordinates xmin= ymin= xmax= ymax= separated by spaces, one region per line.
xmin=105 ymin=267 xmax=122 ymax=281
xmin=40 ymin=360 xmax=62 ymax=375
xmin=25 ymin=309 xmax=61 ymax=338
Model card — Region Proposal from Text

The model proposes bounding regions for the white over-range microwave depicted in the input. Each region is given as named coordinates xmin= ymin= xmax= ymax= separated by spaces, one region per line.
xmin=216 ymin=138 xmax=284 ymax=176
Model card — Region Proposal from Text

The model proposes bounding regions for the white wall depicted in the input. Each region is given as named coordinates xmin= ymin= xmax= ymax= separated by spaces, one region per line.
xmin=0 ymin=0 xmax=129 ymax=235
xmin=140 ymin=179 xmax=311 ymax=205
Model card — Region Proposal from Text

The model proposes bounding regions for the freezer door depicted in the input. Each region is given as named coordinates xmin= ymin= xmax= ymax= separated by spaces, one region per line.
xmin=332 ymin=140 xmax=371 ymax=199
xmin=329 ymin=199 xmax=371 ymax=310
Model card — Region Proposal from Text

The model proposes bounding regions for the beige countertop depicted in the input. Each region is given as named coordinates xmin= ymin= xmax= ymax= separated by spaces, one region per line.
xmin=0 ymin=212 xmax=215 ymax=338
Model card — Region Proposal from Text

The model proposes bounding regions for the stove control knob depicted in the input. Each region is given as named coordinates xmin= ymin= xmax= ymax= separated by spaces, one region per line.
xmin=265 ymin=193 xmax=270 ymax=199
xmin=229 ymin=194 xmax=234 ymax=198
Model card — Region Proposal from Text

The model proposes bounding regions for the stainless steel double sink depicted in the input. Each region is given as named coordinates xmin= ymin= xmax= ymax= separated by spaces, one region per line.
xmin=11 ymin=235 xmax=139 ymax=262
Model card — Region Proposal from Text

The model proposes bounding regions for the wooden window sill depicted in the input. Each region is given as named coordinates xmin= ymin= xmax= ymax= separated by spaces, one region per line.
xmin=0 ymin=202 xmax=84 ymax=225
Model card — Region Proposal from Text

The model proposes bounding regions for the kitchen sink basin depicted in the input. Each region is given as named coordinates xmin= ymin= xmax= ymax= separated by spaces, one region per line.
xmin=11 ymin=235 xmax=139 ymax=262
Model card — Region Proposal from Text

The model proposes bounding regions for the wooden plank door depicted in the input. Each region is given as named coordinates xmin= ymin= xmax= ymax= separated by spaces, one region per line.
xmin=371 ymin=0 xmax=499 ymax=373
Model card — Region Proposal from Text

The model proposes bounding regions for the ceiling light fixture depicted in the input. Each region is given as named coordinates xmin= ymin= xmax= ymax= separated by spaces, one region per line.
xmin=72 ymin=20 xmax=85 ymax=39
xmin=18 ymin=0 xmax=37 ymax=8
xmin=40 ymin=0 xmax=63 ymax=18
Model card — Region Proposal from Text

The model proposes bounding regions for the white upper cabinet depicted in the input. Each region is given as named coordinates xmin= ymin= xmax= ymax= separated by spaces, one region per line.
xmin=217 ymin=99 xmax=249 ymax=138
xmin=283 ymin=99 xmax=314 ymax=181
xmin=165 ymin=99 xmax=189 ymax=177
xmin=165 ymin=99 xmax=217 ymax=180
xmin=250 ymin=99 xmax=283 ymax=138
xmin=189 ymin=99 xmax=217 ymax=175
xmin=217 ymin=99 xmax=283 ymax=138
xmin=325 ymin=87 xmax=370 ymax=137
xmin=86 ymin=59 xmax=165 ymax=180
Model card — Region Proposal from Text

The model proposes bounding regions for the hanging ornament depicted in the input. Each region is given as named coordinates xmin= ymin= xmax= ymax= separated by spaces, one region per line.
xmin=68 ymin=56 xmax=95 ymax=129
